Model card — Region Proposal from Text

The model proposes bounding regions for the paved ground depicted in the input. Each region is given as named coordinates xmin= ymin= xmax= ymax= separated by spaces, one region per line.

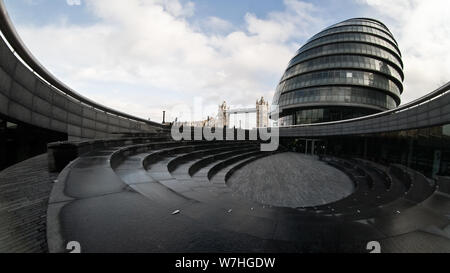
xmin=227 ymin=152 xmax=355 ymax=208
xmin=0 ymin=154 xmax=55 ymax=253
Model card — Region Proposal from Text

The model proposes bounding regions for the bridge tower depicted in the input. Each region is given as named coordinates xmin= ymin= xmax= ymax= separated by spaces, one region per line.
xmin=217 ymin=101 xmax=230 ymax=127
xmin=256 ymin=97 xmax=269 ymax=128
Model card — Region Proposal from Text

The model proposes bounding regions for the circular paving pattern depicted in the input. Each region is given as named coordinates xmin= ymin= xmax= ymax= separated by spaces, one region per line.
xmin=227 ymin=152 xmax=355 ymax=208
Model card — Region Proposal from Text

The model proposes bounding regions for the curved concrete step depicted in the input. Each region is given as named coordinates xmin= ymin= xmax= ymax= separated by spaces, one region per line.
xmin=48 ymin=143 xmax=450 ymax=252
xmin=155 ymin=152 xmax=278 ymax=208
xmin=392 ymin=164 xmax=436 ymax=203
xmin=119 ymin=146 xmax=299 ymax=219
xmin=167 ymin=143 xmax=256 ymax=173
xmin=305 ymin=158 xmax=439 ymax=222
xmin=207 ymin=150 xmax=264 ymax=180
xmin=169 ymin=145 xmax=257 ymax=182
xmin=143 ymin=142 xmax=249 ymax=170
xmin=213 ymin=152 xmax=277 ymax=185
xmin=143 ymin=142 xmax=252 ymax=182
xmin=302 ymin=159 xmax=406 ymax=217
xmin=188 ymin=145 xmax=260 ymax=177
xmin=301 ymin=159 xmax=374 ymax=211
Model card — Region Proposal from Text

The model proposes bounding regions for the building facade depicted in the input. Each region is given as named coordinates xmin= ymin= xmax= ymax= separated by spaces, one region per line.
xmin=272 ymin=18 xmax=404 ymax=125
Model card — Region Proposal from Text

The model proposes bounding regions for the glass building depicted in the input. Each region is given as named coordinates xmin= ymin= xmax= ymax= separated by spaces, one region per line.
xmin=273 ymin=18 xmax=404 ymax=125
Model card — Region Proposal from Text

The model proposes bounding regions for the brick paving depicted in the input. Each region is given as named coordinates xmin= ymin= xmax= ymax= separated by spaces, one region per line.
xmin=0 ymin=154 xmax=56 ymax=253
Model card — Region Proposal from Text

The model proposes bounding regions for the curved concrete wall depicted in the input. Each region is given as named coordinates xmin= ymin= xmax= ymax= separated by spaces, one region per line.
xmin=280 ymin=82 xmax=450 ymax=137
xmin=0 ymin=1 xmax=165 ymax=140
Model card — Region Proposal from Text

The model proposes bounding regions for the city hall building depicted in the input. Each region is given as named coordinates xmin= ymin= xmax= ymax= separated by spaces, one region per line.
xmin=273 ymin=18 xmax=404 ymax=125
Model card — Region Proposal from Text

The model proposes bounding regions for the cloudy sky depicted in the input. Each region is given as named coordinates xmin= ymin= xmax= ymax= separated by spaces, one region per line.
xmin=3 ymin=0 xmax=450 ymax=123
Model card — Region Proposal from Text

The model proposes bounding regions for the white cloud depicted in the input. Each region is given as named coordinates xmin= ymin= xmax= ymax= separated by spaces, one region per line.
xmin=66 ymin=0 xmax=81 ymax=6
xmin=202 ymin=16 xmax=233 ymax=34
xmin=14 ymin=0 xmax=326 ymax=122
xmin=356 ymin=0 xmax=450 ymax=104
xmin=245 ymin=0 xmax=322 ymax=43
xmin=160 ymin=0 xmax=195 ymax=18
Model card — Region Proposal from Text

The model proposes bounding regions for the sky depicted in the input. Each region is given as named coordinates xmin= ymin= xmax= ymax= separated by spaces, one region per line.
xmin=3 ymin=0 xmax=450 ymax=124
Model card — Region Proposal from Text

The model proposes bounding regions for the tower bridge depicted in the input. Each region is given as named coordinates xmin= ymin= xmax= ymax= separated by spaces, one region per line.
xmin=226 ymin=107 xmax=256 ymax=114
xmin=217 ymin=97 xmax=269 ymax=128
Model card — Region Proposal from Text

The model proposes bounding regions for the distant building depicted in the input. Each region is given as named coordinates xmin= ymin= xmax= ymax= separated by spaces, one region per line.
xmin=179 ymin=116 xmax=217 ymax=127
xmin=217 ymin=101 xmax=230 ymax=128
xmin=256 ymin=97 xmax=269 ymax=128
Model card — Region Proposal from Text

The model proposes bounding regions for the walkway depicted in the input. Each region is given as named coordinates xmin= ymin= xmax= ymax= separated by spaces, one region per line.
xmin=0 ymin=154 xmax=55 ymax=253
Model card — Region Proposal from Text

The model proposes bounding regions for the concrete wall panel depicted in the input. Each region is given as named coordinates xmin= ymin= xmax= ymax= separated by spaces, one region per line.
xmin=31 ymin=112 xmax=51 ymax=129
xmin=443 ymin=112 xmax=450 ymax=124
xmin=108 ymin=125 xmax=120 ymax=133
xmin=33 ymin=95 xmax=52 ymax=116
xmin=0 ymin=92 xmax=8 ymax=115
xmin=82 ymin=118 xmax=96 ymax=130
xmin=108 ymin=116 xmax=121 ymax=126
xmin=416 ymin=118 xmax=429 ymax=128
xmin=429 ymin=116 xmax=442 ymax=126
xmin=429 ymin=98 xmax=441 ymax=111
xmin=66 ymin=100 xmax=82 ymax=116
xmin=119 ymin=117 xmax=130 ymax=128
xmin=10 ymin=82 xmax=33 ymax=107
xmin=14 ymin=62 xmax=35 ymax=91
xmin=0 ymin=66 xmax=12 ymax=96
xmin=52 ymin=106 xmax=67 ymax=122
xmin=142 ymin=124 xmax=157 ymax=133
xmin=82 ymin=107 xmax=96 ymax=120
xmin=417 ymin=112 xmax=427 ymax=122
xmin=443 ymin=92 xmax=450 ymax=106
xmin=95 ymin=121 xmax=107 ymax=132
xmin=35 ymin=80 xmax=53 ymax=102
xmin=53 ymin=92 xmax=68 ymax=109
xmin=96 ymin=111 xmax=108 ymax=123
xmin=51 ymin=119 xmax=67 ymax=132
xmin=429 ymin=107 xmax=441 ymax=118
xmin=443 ymin=103 xmax=450 ymax=116
xmin=81 ymin=128 xmax=95 ymax=139
xmin=67 ymin=113 xmax=82 ymax=126
xmin=0 ymin=39 xmax=17 ymax=75
xmin=94 ymin=131 xmax=107 ymax=139
xmin=9 ymin=101 xmax=31 ymax=123
xmin=67 ymin=124 xmax=82 ymax=138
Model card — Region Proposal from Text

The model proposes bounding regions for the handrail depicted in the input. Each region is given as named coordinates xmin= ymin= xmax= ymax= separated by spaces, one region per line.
xmin=278 ymin=81 xmax=450 ymax=129
xmin=0 ymin=0 xmax=166 ymax=128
